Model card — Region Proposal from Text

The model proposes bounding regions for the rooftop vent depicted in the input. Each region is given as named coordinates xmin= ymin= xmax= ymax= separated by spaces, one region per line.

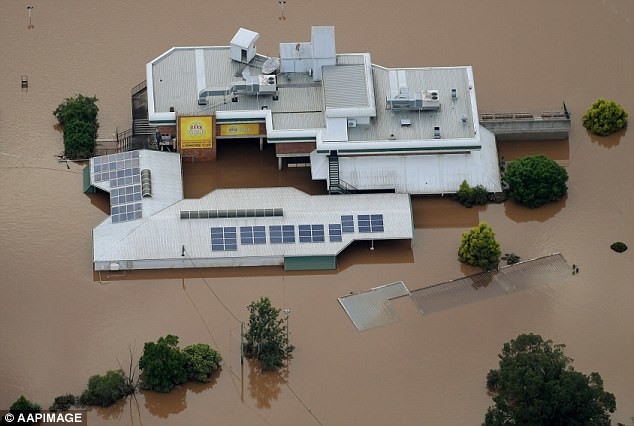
xmin=451 ymin=88 xmax=457 ymax=99
xmin=141 ymin=169 xmax=152 ymax=197
xmin=421 ymin=90 xmax=441 ymax=111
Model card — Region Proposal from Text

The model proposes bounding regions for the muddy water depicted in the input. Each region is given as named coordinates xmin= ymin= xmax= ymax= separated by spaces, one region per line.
xmin=1 ymin=0 xmax=633 ymax=424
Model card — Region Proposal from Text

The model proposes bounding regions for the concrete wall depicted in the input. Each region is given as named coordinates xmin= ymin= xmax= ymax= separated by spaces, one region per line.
xmin=481 ymin=118 xmax=571 ymax=141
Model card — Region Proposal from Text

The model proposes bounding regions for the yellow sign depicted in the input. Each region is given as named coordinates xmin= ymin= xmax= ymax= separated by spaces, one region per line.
xmin=179 ymin=116 xmax=213 ymax=149
xmin=219 ymin=123 xmax=261 ymax=137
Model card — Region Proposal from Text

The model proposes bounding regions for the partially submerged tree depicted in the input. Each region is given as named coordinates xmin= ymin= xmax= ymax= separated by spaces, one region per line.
xmin=182 ymin=343 xmax=222 ymax=383
xmin=244 ymin=297 xmax=289 ymax=371
xmin=484 ymin=333 xmax=616 ymax=425
xmin=458 ymin=222 xmax=501 ymax=271
xmin=582 ymin=98 xmax=628 ymax=136
xmin=79 ymin=369 xmax=134 ymax=407
xmin=138 ymin=335 xmax=188 ymax=393
xmin=10 ymin=395 xmax=41 ymax=414
xmin=504 ymin=155 xmax=568 ymax=208
xmin=53 ymin=94 xmax=99 ymax=159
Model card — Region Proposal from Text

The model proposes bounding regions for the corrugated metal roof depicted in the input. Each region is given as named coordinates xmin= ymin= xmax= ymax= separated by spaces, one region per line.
xmin=336 ymin=126 xmax=501 ymax=194
xmin=93 ymin=187 xmax=413 ymax=270
xmin=323 ymin=65 xmax=369 ymax=109
xmin=338 ymin=282 xmax=410 ymax=331
xmin=410 ymin=254 xmax=572 ymax=315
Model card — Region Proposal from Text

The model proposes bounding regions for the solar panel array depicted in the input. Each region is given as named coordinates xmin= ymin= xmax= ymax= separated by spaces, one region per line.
xmin=357 ymin=214 xmax=384 ymax=233
xmin=92 ymin=151 xmax=143 ymax=224
xmin=209 ymin=214 xmax=385 ymax=251
xmin=240 ymin=226 xmax=267 ymax=245
xmin=270 ymin=225 xmax=295 ymax=244
xmin=211 ymin=227 xmax=237 ymax=251
xmin=299 ymin=224 xmax=325 ymax=243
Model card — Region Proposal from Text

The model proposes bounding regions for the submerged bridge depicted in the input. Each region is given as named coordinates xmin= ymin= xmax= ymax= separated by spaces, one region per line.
xmin=480 ymin=104 xmax=571 ymax=141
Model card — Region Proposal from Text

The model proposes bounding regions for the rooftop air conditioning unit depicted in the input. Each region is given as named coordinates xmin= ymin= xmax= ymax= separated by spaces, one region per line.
xmin=347 ymin=119 xmax=357 ymax=128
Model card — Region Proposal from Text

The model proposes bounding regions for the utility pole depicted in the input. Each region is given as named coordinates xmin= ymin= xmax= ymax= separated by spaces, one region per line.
xmin=27 ymin=5 xmax=34 ymax=29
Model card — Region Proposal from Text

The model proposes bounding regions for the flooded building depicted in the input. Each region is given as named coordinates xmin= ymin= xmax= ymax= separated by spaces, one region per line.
xmin=146 ymin=26 xmax=502 ymax=195
xmin=88 ymin=150 xmax=413 ymax=271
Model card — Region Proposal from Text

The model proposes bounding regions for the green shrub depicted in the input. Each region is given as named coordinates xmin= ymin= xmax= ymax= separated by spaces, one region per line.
xmin=183 ymin=343 xmax=222 ymax=383
xmin=458 ymin=222 xmax=501 ymax=271
xmin=582 ymin=98 xmax=628 ymax=136
xmin=456 ymin=180 xmax=488 ymax=207
xmin=49 ymin=394 xmax=77 ymax=412
xmin=610 ymin=242 xmax=628 ymax=253
xmin=53 ymin=94 xmax=99 ymax=160
xmin=10 ymin=395 xmax=41 ymax=412
xmin=503 ymin=155 xmax=568 ymax=208
xmin=79 ymin=369 xmax=131 ymax=407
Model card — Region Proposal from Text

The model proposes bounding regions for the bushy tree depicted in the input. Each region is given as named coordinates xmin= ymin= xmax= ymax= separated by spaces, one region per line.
xmin=49 ymin=394 xmax=77 ymax=412
xmin=53 ymin=94 xmax=99 ymax=128
xmin=582 ymin=98 xmax=628 ymax=136
xmin=456 ymin=180 xmax=488 ymax=207
xmin=245 ymin=297 xmax=289 ymax=371
xmin=79 ymin=369 xmax=132 ymax=407
xmin=53 ymin=94 xmax=99 ymax=159
xmin=484 ymin=333 xmax=616 ymax=425
xmin=458 ymin=222 xmax=500 ymax=271
xmin=10 ymin=395 xmax=41 ymax=413
xmin=504 ymin=155 xmax=568 ymax=208
xmin=138 ymin=335 xmax=188 ymax=393
xmin=182 ymin=343 xmax=222 ymax=383
xmin=63 ymin=118 xmax=95 ymax=159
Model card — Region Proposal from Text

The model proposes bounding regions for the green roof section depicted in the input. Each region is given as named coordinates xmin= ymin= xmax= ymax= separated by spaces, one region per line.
xmin=284 ymin=255 xmax=337 ymax=271
xmin=83 ymin=165 xmax=95 ymax=193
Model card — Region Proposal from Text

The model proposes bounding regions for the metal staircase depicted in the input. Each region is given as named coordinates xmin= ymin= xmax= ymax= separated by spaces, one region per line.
xmin=328 ymin=152 xmax=359 ymax=194
xmin=328 ymin=152 xmax=341 ymax=194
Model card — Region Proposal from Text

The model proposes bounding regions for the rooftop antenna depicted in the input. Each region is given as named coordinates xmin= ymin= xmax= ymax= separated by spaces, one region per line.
xmin=278 ymin=0 xmax=287 ymax=21
xmin=27 ymin=5 xmax=34 ymax=29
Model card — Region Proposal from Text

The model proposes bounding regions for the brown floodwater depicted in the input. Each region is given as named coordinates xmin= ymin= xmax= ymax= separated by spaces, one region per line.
xmin=1 ymin=0 xmax=633 ymax=424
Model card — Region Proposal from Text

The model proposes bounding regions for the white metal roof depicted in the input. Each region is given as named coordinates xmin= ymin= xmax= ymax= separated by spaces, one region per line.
xmin=93 ymin=187 xmax=413 ymax=271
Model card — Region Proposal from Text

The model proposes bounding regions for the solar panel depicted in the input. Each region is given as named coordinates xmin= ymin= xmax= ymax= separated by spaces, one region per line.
xmin=371 ymin=214 xmax=384 ymax=232
xmin=282 ymin=225 xmax=295 ymax=243
xmin=241 ymin=226 xmax=266 ymax=245
xmin=269 ymin=225 xmax=295 ymax=244
xmin=210 ymin=226 xmax=237 ymax=251
xmin=298 ymin=224 xmax=325 ymax=243
xmin=357 ymin=214 xmax=384 ymax=233
xmin=329 ymin=224 xmax=343 ymax=242
xmin=270 ymin=226 xmax=283 ymax=244
xmin=357 ymin=215 xmax=371 ymax=233
xmin=341 ymin=215 xmax=354 ymax=233
xmin=93 ymin=151 xmax=143 ymax=224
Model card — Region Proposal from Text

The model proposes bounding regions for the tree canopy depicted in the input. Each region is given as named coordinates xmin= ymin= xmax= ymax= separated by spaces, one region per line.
xmin=582 ymin=98 xmax=628 ymax=136
xmin=10 ymin=395 xmax=41 ymax=413
xmin=79 ymin=369 xmax=132 ymax=407
xmin=53 ymin=94 xmax=99 ymax=159
xmin=484 ymin=333 xmax=616 ymax=425
xmin=503 ymin=155 xmax=568 ymax=208
xmin=138 ymin=335 xmax=222 ymax=392
xmin=182 ymin=343 xmax=222 ymax=383
xmin=458 ymin=222 xmax=501 ymax=271
xmin=244 ymin=297 xmax=289 ymax=371
xmin=138 ymin=335 xmax=189 ymax=393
